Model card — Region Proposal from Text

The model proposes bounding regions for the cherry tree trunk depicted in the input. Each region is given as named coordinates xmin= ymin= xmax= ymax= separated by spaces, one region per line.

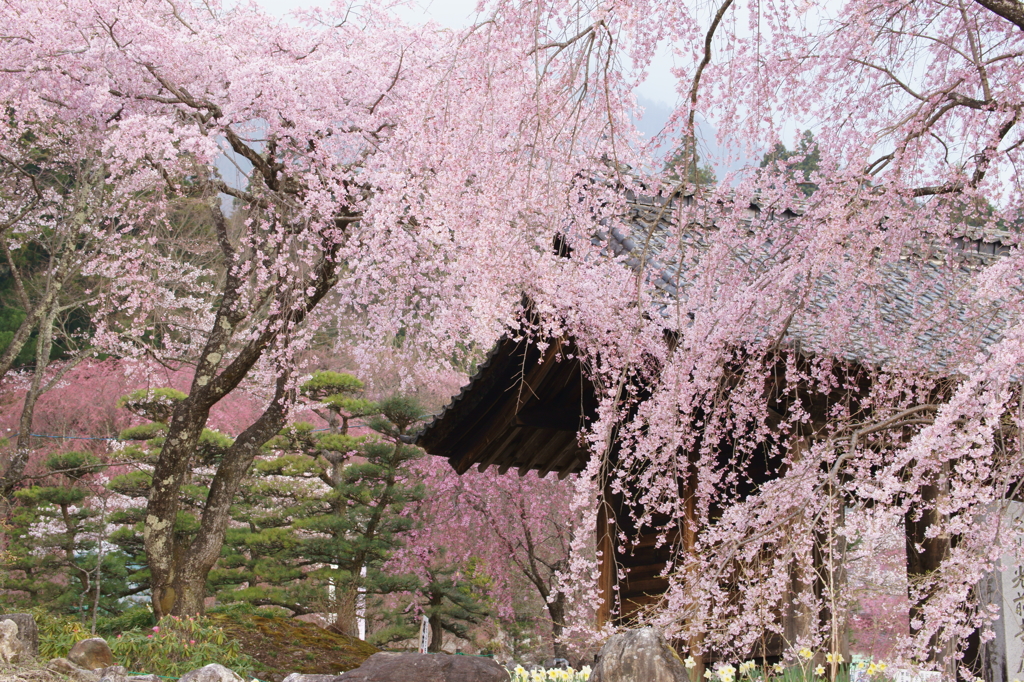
xmin=548 ymin=593 xmax=568 ymax=660
xmin=148 ymin=375 xmax=293 ymax=618
xmin=428 ymin=612 xmax=444 ymax=653
xmin=0 ymin=307 xmax=56 ymax=499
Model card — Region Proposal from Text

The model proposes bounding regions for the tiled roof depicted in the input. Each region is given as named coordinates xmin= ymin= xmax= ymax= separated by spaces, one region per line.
xmin=594 ymin=193 xmax=1012 ymax=371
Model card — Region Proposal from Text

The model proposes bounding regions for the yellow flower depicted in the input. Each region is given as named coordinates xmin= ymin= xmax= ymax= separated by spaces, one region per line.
xmin=685 ymin=657 xmax=698 ymax=670
xmin=704 ymin=670 xmax=715 ymax=679
xmin=867 ymin=664 xmax=878 ymax=676
xmin=814 ymin=666 xmax=826 ymax=676
xmin=772 ymin=663 xmax=785 ymax=673
xmin=739 ymin=661 xmax=756 ymax=675
xmin=877 ymin=663 xmax=887 ymax=672
xmin=825 ymin=653 xmax=844 ymax=664
xmin=799 ymin=648 xmax=814 ymax=660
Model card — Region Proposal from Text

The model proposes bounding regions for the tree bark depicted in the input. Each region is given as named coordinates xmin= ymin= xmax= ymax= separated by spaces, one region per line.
xmin=0 ymin=306 xmax=56 ymax=499
xmin=972 ymin=0 xmax=1024 ymax=31
xmin=548 ymin=593 xmax=568 ymax=660
xmin=144 ymin=202 xmax=345 ymax=618
xmin=152 ymin=372 xmax=295 ymax=617
xmin=428 ymin=610 xmax=444 ymax=653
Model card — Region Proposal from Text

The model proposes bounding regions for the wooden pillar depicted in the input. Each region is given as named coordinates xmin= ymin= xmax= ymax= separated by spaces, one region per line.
xmin=684 ymin=459 xmax=706 ymax=681
xmin=596 ymin=493 xmax=616 ymax=628
xmin=905 ymin=471 xmax=956 ymax=676
xmin=783 ymin=434 xmax=849 ymax=663
xmin=783 ymin=435 xmax=818 ymax=648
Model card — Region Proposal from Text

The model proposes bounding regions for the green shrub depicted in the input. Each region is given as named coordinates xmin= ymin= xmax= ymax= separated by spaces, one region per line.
xmin=35 ymin=611 xmax=92 ymax=660
xmin=35 ymin=610 xmax=258 ymax=677
xmin=109 ymin=615 xmax=258 ymax=676
xmin=95 ymin=607 xmax=155 ymax=636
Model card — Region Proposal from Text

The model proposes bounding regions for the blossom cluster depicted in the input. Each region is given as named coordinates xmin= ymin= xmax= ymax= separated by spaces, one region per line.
xmin=510 ymin=666 xmax=591 ymax=682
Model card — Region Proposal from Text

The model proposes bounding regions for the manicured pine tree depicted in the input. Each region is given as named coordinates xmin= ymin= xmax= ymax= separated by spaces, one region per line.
xmin=1 ymin=451 xmax=135 ymax=618
xmin=214 ymin=374 xmax=425 ymax=638
xmin=301 ymin=394 xmax=426 ymax=637
xmin=418 ymin=552 xmax=492 ymax=652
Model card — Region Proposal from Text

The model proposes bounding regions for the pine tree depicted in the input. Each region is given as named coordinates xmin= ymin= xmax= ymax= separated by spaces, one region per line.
xmin=214 ymin=375 xmax=425 ymax=637
xmin=419 ymin=553 xmax=491 ymax=652
xmin=759 ymin=129 xmax=821 ymax=197
xmin=664 ymin=140 xmax=717 ymax=188
xmin=1 ymin=451 xmax=135 ymax=618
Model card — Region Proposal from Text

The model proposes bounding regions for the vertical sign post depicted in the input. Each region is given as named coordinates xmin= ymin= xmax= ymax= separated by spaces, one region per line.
xmin=419 ymin=615 xmax=430 ymax=654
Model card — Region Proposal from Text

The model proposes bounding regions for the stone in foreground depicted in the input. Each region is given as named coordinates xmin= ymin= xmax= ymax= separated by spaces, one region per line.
xmin=68 ymin=638 xmax=114 ymax=671
xmin=48 ymin=657 xmax=102 ymax=682
xmin=337 ymin=652 xmax=508 ymax=682
xmin=0 ymin=620 xmax=25 ymax=664
xmin=178 ymin=664 xmax=245 ymax=682
xmin=0 ymin=613 xmax=38 ymax=658
xmin=98 ymin=665 xmax=130 ymax=682
xmin=282 ymin=675 xmax=344 ymax=682
xmin=591 ymin=628 xmax=688 ymax=682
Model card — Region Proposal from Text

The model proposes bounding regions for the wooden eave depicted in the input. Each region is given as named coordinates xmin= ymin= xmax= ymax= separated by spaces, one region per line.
xmin=416 ymin=335 xmax=597 ymax=479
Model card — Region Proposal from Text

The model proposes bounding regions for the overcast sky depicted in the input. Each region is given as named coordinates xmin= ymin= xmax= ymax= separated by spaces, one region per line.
xmin=253 ymin=0 xmax=684 ymax=141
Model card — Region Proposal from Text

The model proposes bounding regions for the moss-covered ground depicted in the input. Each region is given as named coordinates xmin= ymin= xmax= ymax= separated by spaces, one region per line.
xmin=208 ymin=613 xmax=378 ymax=680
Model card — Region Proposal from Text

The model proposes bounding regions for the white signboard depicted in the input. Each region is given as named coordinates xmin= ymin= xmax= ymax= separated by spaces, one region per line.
xmin=419 ymin=615 xmax=430 ymax=654
xmin=1000 ymin=501 xmax=1024 ymax=680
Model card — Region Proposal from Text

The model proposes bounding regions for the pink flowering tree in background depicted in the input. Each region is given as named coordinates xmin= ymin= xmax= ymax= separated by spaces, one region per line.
xmin=392 ymin=456 xmax=579 ymax=660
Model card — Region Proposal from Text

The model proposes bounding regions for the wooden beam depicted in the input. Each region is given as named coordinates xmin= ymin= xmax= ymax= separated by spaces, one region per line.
xmin=514 ymin=429 xmax=558 ymax=476
xmin=523 ymin=432 xmax=575 ymax=477
xmin=538 ymin=439 xmax=574 ymax=478
xmin=475 ymin=426 xmax=522 ymax=473
xmin=452 ymin=341 xmax=568 ymax=471
xmin=557 ymin=456 xmax=580 ymax=479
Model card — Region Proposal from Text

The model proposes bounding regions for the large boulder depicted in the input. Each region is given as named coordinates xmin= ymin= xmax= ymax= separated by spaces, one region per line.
xmin=591 ymin=628 xmax=688 ymax=682
xmin=0 ymin=613 xmax=38 ymax=658
xmin=0 ymin=619 xmax=25 ymax=665
xmin=68 ymin=638 xmax=115 ymax=671
xmin=177 ymin=664 xmax=245 ymax=682
xmin=336 ymin=652 xmax=508 ymax=682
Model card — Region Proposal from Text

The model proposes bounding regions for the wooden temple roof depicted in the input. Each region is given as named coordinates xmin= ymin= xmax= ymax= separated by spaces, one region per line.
xmin=415 ymin=335 xmax=598 ymax=478
xmin=416 ymin=193 xmax=1012 ymax=477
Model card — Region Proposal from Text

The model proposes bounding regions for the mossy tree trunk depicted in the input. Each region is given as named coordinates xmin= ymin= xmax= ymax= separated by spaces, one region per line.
xmin=144 ymin=204 xmax=344 ymax=619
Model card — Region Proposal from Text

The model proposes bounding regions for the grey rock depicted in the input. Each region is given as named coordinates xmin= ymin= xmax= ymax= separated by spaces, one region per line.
xmin=48 ymin=657 xmax=102 ymax=682
xmin=591 ymin=628 xmax=688 ymax=682
xmin=68 ymin=638 xmax=115 ymax=671
xmin=126 ymin=675 xmax=160 ymax=682
xmin=178 ymin=664 xmax=245 ymax=682
xmin=0 ymin=613 xmax=38 ymax=657
xmin=0 ymin=619 xmax=25 ymax=664
xmin=282 ymin=675 xmax=344 ymax=682
xmin=337 ymin=652 xmax=508 ymax=682
xmin=98 ymin=665 xmax=129 ymax=682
